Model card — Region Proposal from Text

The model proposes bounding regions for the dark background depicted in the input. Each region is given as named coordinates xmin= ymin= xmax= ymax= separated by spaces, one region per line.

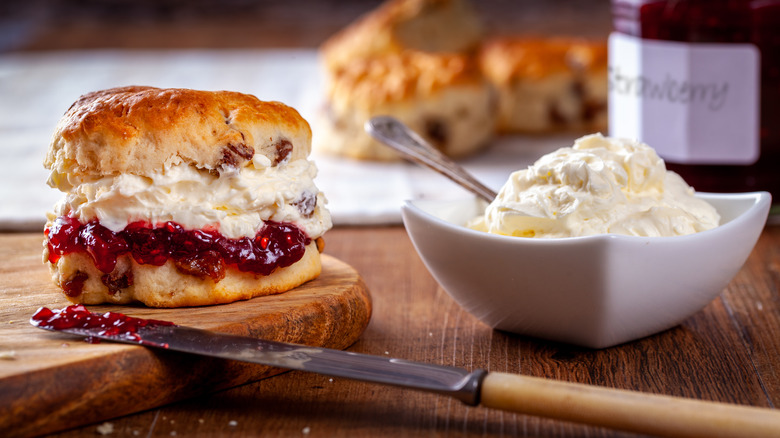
xmin=0 ymin=0 xmax=612 ymax=52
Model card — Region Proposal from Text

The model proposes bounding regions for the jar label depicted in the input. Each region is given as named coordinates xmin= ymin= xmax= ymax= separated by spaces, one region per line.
xmin=608 ymin=33 xmax=760 ymax=164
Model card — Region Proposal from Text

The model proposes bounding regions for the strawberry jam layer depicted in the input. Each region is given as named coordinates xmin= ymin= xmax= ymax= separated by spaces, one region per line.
xmin=31 ymin=304 xmax=174 ymax=344
xmin=45 ymin=215 xmax=311 ymax=280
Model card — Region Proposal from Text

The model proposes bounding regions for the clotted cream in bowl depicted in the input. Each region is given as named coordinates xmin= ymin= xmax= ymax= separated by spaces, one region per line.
xmin=401 ymin=134 xmax=771 ymax=348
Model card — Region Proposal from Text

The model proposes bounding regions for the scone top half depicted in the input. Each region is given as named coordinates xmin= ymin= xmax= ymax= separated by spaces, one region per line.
xmin=47 ymin=86 xmax=311 ymax=179
xmin=317 ymin=50 xmax=496 ymax=161
xmin=479 ymin=37 xmax=608 ymax=84
xmin=45 ymin=86 xmax=331 ymax=241
xmin=320 ymin=0 xmax=483 ymax=72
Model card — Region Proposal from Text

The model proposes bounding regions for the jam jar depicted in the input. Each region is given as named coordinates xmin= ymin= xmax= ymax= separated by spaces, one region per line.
xmin=609 ymin=0 xmax=779 ymax=208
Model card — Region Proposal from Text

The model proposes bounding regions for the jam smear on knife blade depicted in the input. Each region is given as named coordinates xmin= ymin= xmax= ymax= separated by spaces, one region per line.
xmin=31 ymin=305 xmax=174 ymax=345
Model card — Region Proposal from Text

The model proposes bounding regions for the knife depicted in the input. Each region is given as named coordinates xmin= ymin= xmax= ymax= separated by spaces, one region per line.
xmin=31 ymin=306 xmax=780 ymax=438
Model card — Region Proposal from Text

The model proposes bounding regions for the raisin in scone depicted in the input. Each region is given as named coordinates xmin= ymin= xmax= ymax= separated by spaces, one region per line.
xmin=43 ymin=86 xmax=332 ymax=307
xmin=314 ymin=51 xmax=496 ymax=161
xmin=321 ymin=0 xmax=482 ymax=72
xmin=478 ymin=37 xmax=608 ymax=134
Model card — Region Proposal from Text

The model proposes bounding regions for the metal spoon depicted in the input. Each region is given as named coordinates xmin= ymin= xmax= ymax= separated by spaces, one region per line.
xmin=365 ymin=116 xmax=497 ymax=203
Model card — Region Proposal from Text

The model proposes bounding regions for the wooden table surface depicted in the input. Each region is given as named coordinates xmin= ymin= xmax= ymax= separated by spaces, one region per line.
xmin=0 ymin=225 xmax=775 ymax=437
xmin=3 ymin=1 xmax=780 ymax=436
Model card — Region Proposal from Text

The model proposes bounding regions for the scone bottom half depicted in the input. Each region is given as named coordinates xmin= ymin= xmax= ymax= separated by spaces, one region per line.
xmin=43 ymin=86 xmax=331 ymax=307
xmin=43 ymin=217 xmax=326 ymax=308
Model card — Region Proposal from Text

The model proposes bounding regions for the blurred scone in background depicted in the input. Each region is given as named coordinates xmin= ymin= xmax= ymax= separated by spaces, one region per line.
xmin=311 ymin=0 xmax=609 ymax=161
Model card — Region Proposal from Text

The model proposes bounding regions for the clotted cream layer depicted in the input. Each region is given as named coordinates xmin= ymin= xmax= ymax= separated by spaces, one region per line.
xmin=47 ymin=155 xmax=331 ymax=240
xmin=470 ymin=134 xmax=719 ymax=238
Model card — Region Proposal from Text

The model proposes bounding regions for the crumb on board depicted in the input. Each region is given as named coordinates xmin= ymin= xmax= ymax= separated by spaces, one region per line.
xmin=302 ymin=426 xmax=311 ymax=434
xmin=228 ymin=420 xmax=238 ymax=427
xmin=0 ymin=350 xmax=16 ymax=360
xmin=96 ymin=422 xmax=114 ymax=435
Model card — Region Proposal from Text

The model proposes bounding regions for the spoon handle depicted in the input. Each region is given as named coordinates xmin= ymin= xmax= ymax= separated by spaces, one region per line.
xmin=365 ymin=116 xmax=497 ymax=203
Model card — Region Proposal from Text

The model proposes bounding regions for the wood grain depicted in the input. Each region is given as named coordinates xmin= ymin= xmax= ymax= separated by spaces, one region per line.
xmin=36 ymin=225 xmax=776 ymax=438
xmin=0 ymin=233 xmax=371 ymax=438
xmin=3 ymin=1 xmax=779 ymax=434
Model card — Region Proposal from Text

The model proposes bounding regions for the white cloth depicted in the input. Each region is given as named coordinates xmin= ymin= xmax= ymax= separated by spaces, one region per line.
xmin=0 ymin=49 xmax=568 ymax=230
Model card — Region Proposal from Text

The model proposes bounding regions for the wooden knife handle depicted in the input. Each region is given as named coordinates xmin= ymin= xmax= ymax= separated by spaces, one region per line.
xmin=480 ymin=372 xmax=780 ymax=438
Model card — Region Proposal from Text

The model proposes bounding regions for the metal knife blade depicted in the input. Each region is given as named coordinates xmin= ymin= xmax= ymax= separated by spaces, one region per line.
xmin=30 ymin=306 xmax=780 ymax=437
xmin=29 ymin=306 xmax=486 ymax=406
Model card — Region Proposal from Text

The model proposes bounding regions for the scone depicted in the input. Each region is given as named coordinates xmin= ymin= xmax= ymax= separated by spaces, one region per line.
xmin=478 ymin=37 xmax=608 ymax=134
xmin=314 ymin=51 xmax=496 ymax=161
xmin=43 ymin=86 xmax=332 ymax=307
xmin=321 ymin=0 xmax=482 ymax=71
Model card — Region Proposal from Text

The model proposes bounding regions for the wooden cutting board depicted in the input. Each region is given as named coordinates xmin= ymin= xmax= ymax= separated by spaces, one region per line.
xmin=0 ymin=233 xmax=372 ymax=438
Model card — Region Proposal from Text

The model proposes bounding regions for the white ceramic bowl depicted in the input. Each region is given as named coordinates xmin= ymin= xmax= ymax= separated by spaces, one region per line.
xmin=401 ymin=192 xmax=771 ymax=348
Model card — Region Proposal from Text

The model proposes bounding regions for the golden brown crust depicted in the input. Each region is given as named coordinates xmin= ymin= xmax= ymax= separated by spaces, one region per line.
xmin=478 ymin=37 xmax=607 ymax=84
xmin=321 ymin=0 xmax=482 ymax=71
xmin=48 ymin=241 xmax=323 ymax=308
xmin=314 ymin=51 xmax=495 ymax=161
xmin=45 ymin=86 xmax=312 ymax=178
xmin=328 ymin=51 xmax=483 ymax=110
xmin=477 ymin=37 xmax=608 ymax=134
